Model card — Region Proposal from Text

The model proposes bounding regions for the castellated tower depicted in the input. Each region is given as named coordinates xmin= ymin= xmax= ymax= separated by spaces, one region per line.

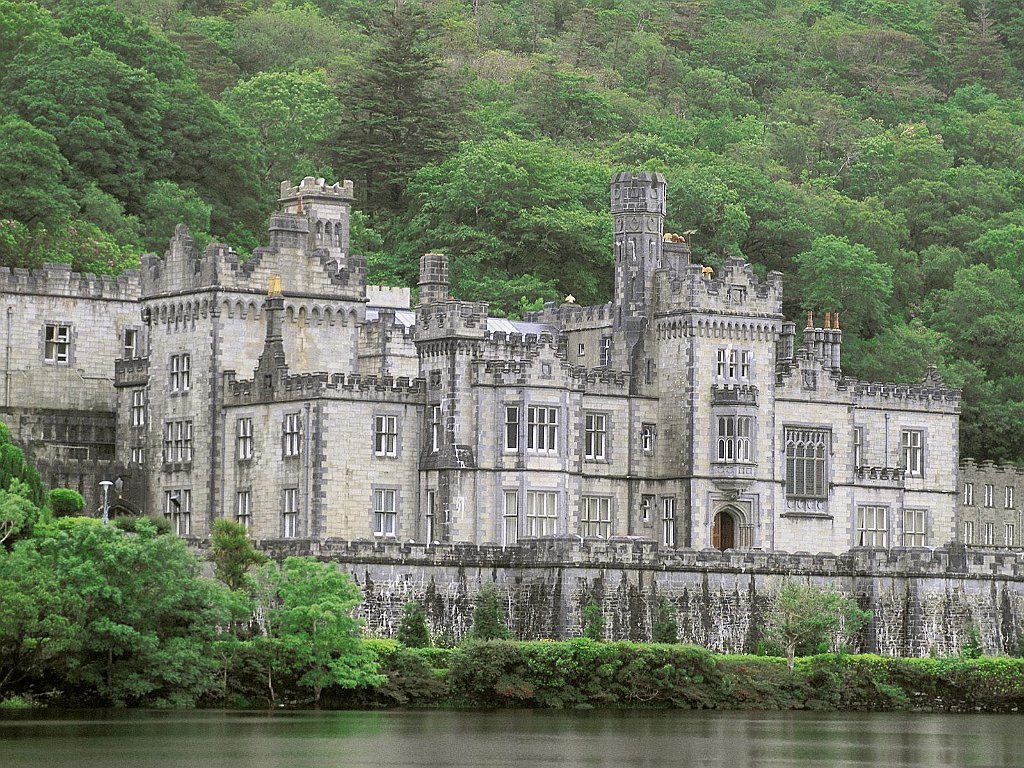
xmin=611 ymin=171 xmax=666 ymax=315
xmin=278 ymin=177 xmax=355 ymax=257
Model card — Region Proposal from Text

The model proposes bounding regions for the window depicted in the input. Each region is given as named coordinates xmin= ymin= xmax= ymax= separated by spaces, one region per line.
xmin=44 ymin=324 xmax=70 ymax=363
xmin=641 ymin=423 xmax=656 ymax=454
xmin=373 ymin=415 xmax=398 ymax=457
xmin=716 ymin=348 xmax=727 ymax=377
xmin=599 ymin=335 xmax=611 ymax=367
xmin=163 ymin=420 xmax=193 ymax=463
xmin=236 ymin=490 xmax=252 ymax=530
xmin=739 ymin=350 xmax=750 ymax=379
xmin=900 ymin=429 xmax=923 ymax=477
xmin=131 ymin=390 xmax=146 ymax=427
xmin=429 ymin=405 xmax=442 ymax=453
xmin=856 ymin=505 xmax=888 ymax=547
xmin=662 ymin=497 xmax=676 ymax=547
xmin=123 ymin=328 xmax=138 ymax=359
xmin=169 ymin=353 xmax=191 ymax=392
xmin=283 ymin=412 xmax=301 ymax=457
xmin=963 ymin=520 xmax=974 ymax=544
xmin=130 ymin=446 xmax=144 ymax=465
xmin=503 ymin=491 xmax=519 ymax=545
xmin=426 ymin=490 xmax=436 ymax=543
xmin=964 ymin=482 xmax=974 ymax=506
xmin=165 ymin=489 xmax=191 ymax=536
xmin=504 ymin=406 xmax=520 ymax=452
xmin=716 ymin=415 xmax=752 ymax=462
xmin=525 ymin=491 xmax=557 ymax=536
xmin=717 ymin=349 xmax=749 ymax=379
xmin=373 ymin=489 xmax=397 ymax=536
xmin=1006 ymin=523 xmax=1015 ymax=547
xmin=641 ymin=494 xmax=654 ymax=523
xmin=784 ymin=428 xmax=829 ymax=499
xmin=584 ymin=412 xmax=607 ymax=460
xmin=853 ymin=427 xmax=864 ymax=469
xmin=237 ymin=417 xmax=253 ymax=460
xmin=581 ymin=496 xmax=611 ymax=538
xmin=578 ymin=342 xmax=585 ymax=357
xmin=903 ymin=509 xmax=926 ymax=547
xmin=984 ymin=484 xmax=994 ymax=508
xmin=1006 ymin=486 xmax=1015 ymax=509
xmin=283 ymin=487 xmax=298 ymax=538
xmin=527 ymin=406 xmax=558 ymax=454
xmin=984 ymin=522 xmax=995 ymax=546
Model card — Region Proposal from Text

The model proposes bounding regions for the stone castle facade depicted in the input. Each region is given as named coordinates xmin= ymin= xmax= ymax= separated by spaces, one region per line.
xmin=1 ymin=172 xmax=980 ymax=554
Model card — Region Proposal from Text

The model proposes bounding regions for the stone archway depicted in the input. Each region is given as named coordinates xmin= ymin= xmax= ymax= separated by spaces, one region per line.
xmin=711 ymin=508 xmax=738 ymax=551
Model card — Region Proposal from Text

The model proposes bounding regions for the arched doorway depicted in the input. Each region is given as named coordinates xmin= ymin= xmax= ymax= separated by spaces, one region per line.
xmin=711 ymin=509 xmax=737 ymax=551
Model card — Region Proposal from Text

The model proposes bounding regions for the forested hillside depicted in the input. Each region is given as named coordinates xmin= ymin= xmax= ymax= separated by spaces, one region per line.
xmin=2 ymin=0 xmax=1024 ymax=462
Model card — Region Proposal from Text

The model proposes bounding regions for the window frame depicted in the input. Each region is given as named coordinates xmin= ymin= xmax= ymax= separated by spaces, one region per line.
xmin=964 ymin=482 xmax=974 ymax=506
xmin=373 ymin=488 xmax=398 ymax=536
xmin=130 ymin=390 xmax=146 ymax=427
xmin=784 ymin=427 xmax=829 ymax=499
xmin=237 ymin=417 xmax=254 ymax=461
xmin=428 ymin=405 xmax=442 ymax=453
xmin=504 ymin=406 xmax=520 ymax=452
xmin=43 ymin=323 xmax=71 ymax=364
xmin=503 ymin=490 xmax=519 ymax=545
xmin=525 ymin=490 xmax=557 ymax=536
xmin=856 ymin=505 xmax=888 ymax=547
xmin=584 ymin=411 xmax=607 ymax=461
xmin=902 ymin=508 xmax=926 ymax=547
xmin=283 ymin=412 xmax=301 ymax=458
xmin=662 ymin=497 xmax=676 ymax=547
xmin=716 ymin=414 xmax=752 ymax=463
xmin=373 ymin=414 xmax=398 ymax=458
xmin=123 ymin=328 xmax=139 ymax=359
xmin=580 ymin=496 xmax=611 ymax=538
xmin=526 ymin=406 xmax=559 ymax=454
xmin=900 ymin=428 xmax=924 ymax=478
xmin=984 ymin=484 xmax=994 ymax=508
xmin=283 ymin=487 xmax=298 ymax=538
xmin=236 ymin=490 xmax=252 ymax=530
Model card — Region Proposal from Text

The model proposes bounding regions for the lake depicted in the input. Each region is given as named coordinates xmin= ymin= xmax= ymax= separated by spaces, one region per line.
xmin=1 ymin=709 xmax=1021 ymax=767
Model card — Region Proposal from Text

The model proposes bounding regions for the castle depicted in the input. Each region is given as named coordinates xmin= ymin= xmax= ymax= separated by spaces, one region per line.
xmin=1 ymin=172 xmax=988 ymax=555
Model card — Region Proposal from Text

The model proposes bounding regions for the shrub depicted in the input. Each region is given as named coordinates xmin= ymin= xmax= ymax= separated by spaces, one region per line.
xmin=652 ymin=598 xmax=678 ymax=644
xmin=470 ymin=583 xmax=511 ymax=641
xmin=396 ymin=600 xmax=431 ymax=648
xmin=582 ymin=599 xmax=605 ymax=641
xmin=48 ymin=488 xmax=84 ymax=517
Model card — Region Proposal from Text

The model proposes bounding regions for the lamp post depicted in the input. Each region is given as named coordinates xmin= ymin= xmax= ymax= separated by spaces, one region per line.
xmin=99 ymin=480 xmax=113 ymax=524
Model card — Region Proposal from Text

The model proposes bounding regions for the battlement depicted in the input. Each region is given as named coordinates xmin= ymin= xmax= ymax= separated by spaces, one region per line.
xmin=367 ymin=285 xmax=411 ymax=309
xmin=960 ymin=459 xmax=1024 ymax=476
xmin=415 ymin=300 xmax=489 ymax=340
xmin=0 ymin=263 xmax=140 ymax=301
xmin=568 ymin=365 xmax=631 ymax=394
xmin=711 ymin=383 xmax=759 ymax=406
xmin=527 ymin=301 xmax=615 ymax=330
xmin=610 ymin=171 xmax=666 ymax=215
xmin=854 ymin=465 xmax=906 ymax=487
xmin=279 ymin=177 xmax=355 ymax=203
xmin=114 ymin=357 xmax=149 ymax=388
xmin=846 ymin=368 xmax=961 ymax=411
xmin=656 ymin=257 xmax=784 ymax=317
xmin=224 ymin=369 xmax=426 ymax=405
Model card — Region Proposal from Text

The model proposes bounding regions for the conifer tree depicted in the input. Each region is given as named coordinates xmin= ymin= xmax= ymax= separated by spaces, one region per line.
xmin=469 ymin=583 xmax=511 ymax=641
xmin=652 ymin=598 xmax=679 ymax=644
xmin=396 ymin=600 xmax=431 ymax=648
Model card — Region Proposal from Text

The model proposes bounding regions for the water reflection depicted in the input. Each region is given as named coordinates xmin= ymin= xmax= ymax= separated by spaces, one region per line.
xmin=1 ymin=709 xmax=1020 ymax=768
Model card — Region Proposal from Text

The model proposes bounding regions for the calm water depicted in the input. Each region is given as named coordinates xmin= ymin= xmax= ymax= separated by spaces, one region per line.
xmin=1 ymin=709 xmax=1021 ymax=768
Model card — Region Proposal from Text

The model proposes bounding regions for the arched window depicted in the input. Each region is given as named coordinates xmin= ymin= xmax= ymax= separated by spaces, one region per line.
xmin=784 ymin=428 xmax=829 ymax=498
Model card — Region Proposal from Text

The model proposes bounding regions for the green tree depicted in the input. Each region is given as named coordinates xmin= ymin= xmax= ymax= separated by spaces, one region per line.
xmin=48 ymin=488 xmax=84 ymax=518
xmin=272 ymin=556 xmax=382 ymax=705
xmin=470 ymin=583 xmax=511 ymax=641
xmin=652 ymin=597 xmax=678 ymax=644
xmin=764 ymin=581 xmax=870 ymax=672
xmin=396 ymin=600 xmax=431 ymax=648
xmin=581 ymin=598 xmax=605 ymax=641
xmin=210 ymin=518 xmax=266 ymax=592
xmin=794 ymin=235 xmax=894 ymax=337
xmin=0 ymin=482 xmax=42 ymax=546
xmin=140 ymin=180 xmax=211 ymax=253
xmin=0 ymin=423 xmax=44 ymax=507
xmin=0 ymin=115 xmax=76 ymax=231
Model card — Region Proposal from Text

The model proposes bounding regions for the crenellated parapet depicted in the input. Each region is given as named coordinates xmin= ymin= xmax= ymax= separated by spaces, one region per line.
xmin=526 ymin=301 xmax=615 ymax=331
xmin=114 ymin=356 xmax=149 ymax=388
xmin=567 ymin=366 xmax=631 ymax=394
xmin=0 ymin=262 xmax=140 ymax=301
xmin=847 ymin=369 xmax=961 ymax=412
xmin=415 ymin=300 xmax=489 ymax=341
xmin=223 ymin=369 xmax=426 ymax=406
xmin=654 ymin=257 xmax=784 ymax=317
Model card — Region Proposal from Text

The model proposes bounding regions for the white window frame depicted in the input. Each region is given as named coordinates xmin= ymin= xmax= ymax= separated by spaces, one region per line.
xmin=716 ymin=348 xmax=727 ymax=377
xmin=283 ymin=487 xmax=298 ymax=538
xmin=283 ymin=412 xmax=301 ymax=457
xmin=662 ymin=497 xmax=676 ymax=547
xmin=853 ymin=426 xmax=864 ymax=469
xmin=525 ymin=491 xmax=557 ymax=536
xmin=170 ymin=353 xmax=191 ymax=392
xmin=984 ymin=484 xmax=994 ymax=508
xmin=527 ymin=406 xmax=558 ymax=454
xmin=165 ymin=489 xmax=191 ymax=536
xmin=44 ymin=323 xmax=70 ymax=363
xmin=504 ymin=406 xmax=520 ymax=452
xmin=130 ymin=446 xmax=144 ymax=465
xmin=640 ymin=423 xmax=655 ymax=453
xmin=373 ymin=488 xmax=397 ymax=536
xmin=236 ymin=490 xmax=252 ymax=530
xmin=131 ymin=390 xmax=146 ymax=427
xmin=1006 ymin=486 xmax=1015 ymax=510
xmin=902 ymin=509 xmax=926 ymax=547
xmin=599 ymin=335 xmax=611 ymax=366
xmin=1006 ymin=523 xmax=1015 ymax=546
xmin=717 ymin=415 xmax=752 ymax=463
xmin=784 ymin=428 xmax=829 ymax=499
xmin=237 ymin=417 xmax=253 ymax=460
xmin=640 ymin=494 xmax=654 ymax=523
xmin=900 ymin=429 xmax=923 ymax=478
xmin=503 ymin=490 xmax=519 ymax=545
xmin=373 ymin=414 xmax=398 ymax=457
xmin=429 ymin=405 xmax=442 ymax=453
xmin=964 ymin=520 xmax=975 ymax=544
xmin=584 ymin=412 xmax=607 ymax=460
xmin=581 ymin=496 xmax=611 ymax=538
xmin=426 ymin=490 xmax=436 ymax=543
xmin=123 ymin=328 xmax=138 ymax=359
xmin=964 ymin=482 xmax=974 ymax=506
xmin=856 ymin=505 xmax=888 ymax=547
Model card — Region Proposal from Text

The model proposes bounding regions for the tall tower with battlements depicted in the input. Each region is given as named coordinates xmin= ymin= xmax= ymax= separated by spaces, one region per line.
xmin=278 ymin=177 xmax=355 ymax=257
xmin=611 ymin=171 xmax=666 ymax=316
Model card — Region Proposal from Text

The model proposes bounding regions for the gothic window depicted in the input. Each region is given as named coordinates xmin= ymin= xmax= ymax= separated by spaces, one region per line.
xmin=599 ymin=335 xmax=612 ymax=366
xmin=581 ymin=496 xmax=611 ymax=538
xmin=525 ymin=491 xmax=557 ymax=536
xmin=584 ymin=412 xmax=607 ymax=460
xmin=900 ymin=429 xmax=924 ymax=477
xmin=856 ymin=505 xmax=888 ymax=547
xmin=784 ymin=428 xmax=829 ymax=499
xmin=283 ymin=487 xmax=298 ymax=538
xmin=903 ymin=509 xmax=926 ymax=547
xmin=641 ymin=423 xmax=656 ymax=454
xmin=373 ymin=488 xmax=397 ymax=536
xmin=716 ymin=416 xmax=752 ymax=462
xmin=373 ymin=415 xmax=398 ymax=457
xmin=527 ymin=407 xmax=558 ymax=454
xmin=44 ymin=324 xmax=70 ymax=363
xmin=165 ymin=489 xmax=191 ymax=536
xmin=640 ymin=494 xmax=654 ymax=523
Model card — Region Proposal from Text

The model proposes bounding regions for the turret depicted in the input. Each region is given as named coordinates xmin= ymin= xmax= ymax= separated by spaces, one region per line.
xmin=611 ymin=171 xmax=666 ymax=315
xmin=418 ymin=252 xmax=449 ymax=305
xmin=278 ymin=177 xmax=355 ymax=255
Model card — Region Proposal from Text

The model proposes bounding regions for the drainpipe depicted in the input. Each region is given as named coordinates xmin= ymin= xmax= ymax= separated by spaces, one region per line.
xmin=884 ymin=413 xmax=890 ymax=469
xmin=5 ymin=306 xmax=12 ymax=407
xmin=303 ymin=401 xmax=311 ymax=538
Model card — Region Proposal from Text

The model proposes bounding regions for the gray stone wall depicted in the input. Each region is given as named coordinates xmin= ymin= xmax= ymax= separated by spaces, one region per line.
xmin=246 ymin=538 xmax=1024 ymax=657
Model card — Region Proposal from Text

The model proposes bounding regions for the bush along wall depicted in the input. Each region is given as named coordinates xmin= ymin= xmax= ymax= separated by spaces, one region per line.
xmin=330 ymin=641 xmax=1024 ymax=713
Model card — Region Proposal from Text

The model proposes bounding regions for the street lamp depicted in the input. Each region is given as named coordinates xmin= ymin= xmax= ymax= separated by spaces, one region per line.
xmin=99 ymin=480 xmax=113 ymax=524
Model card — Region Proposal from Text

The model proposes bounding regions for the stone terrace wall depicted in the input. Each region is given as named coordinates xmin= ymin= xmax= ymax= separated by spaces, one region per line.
xmin=206 ymin=537 xmax=1024 ymax=657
